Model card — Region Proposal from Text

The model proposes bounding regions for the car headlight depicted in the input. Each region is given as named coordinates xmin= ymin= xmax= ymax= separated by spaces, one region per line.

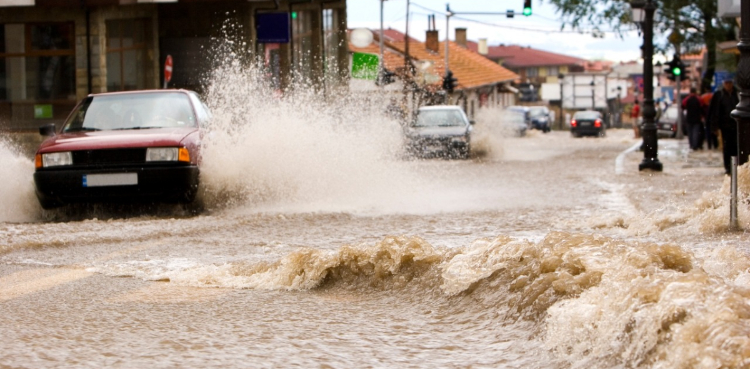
xmin=39 ymin=152 xmax=73 ymax=168
xmin=146 ymin=147 xmax=190 ymax=162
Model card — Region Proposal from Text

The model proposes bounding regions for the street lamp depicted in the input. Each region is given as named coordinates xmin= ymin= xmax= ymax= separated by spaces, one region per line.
xmin=730 ymin=0 xmax=750 ymax=168
xmin=617 ymin=85 xmax=622 ymax=128
xmin=632 ymin=0 xmax=662 ymax=171
xmin=590 ymin=80 xmax=595 ymax=110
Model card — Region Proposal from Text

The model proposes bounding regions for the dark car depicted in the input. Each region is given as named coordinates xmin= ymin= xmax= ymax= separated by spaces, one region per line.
xmin=405 ymin=105 xmax=473 ymax=159
xmin=501 ymin=108 xmax=529 ymax=137
xmin=570 ymin=110 xmax=606 ymax=137
xmin=527 ymin=106 xmax=552 ymax=133
xmin=33 ymin=90 xmax=208 ymax=209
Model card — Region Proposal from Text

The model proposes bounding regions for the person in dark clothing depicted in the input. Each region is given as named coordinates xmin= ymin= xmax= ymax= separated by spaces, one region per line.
xmin=708 ymin=79 xmax=740 ymax=175
xmin=682 ymin=88 xmax=704 ymax=150
xmin=701 ymin=91 xmax=718 ymax=149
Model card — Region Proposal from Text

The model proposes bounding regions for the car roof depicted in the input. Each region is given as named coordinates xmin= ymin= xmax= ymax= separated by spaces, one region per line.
xmin=87 ymin=89 xmax=195 ymax=98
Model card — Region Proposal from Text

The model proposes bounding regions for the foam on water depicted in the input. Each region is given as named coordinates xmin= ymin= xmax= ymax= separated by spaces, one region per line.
xmin=84 ymin=231 xmax=750 ymax=368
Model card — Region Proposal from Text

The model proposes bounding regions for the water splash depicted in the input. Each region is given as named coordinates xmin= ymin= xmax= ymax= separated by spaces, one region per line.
xmin=0 ymin=139 xmax=40 ymax=223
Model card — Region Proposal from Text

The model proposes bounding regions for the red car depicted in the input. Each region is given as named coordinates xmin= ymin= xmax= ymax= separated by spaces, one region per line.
xmin=33 ymin=90 xmax=208 ymax=209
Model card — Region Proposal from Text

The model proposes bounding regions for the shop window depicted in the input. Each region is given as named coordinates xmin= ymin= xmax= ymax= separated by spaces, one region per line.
xmin=291 ymin=10 xmax=313 ymax=83
xmin=322 ymin=8 xmax=340 ymax=82
xmin=0 ymin=22 xmax=76 ymax=130
xmin=106 ymin=19 xmax=149 ymax=91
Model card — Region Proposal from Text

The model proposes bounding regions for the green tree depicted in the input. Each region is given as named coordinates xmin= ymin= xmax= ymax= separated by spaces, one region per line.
xmin=546 ymin=0 xmax=734 ymax=92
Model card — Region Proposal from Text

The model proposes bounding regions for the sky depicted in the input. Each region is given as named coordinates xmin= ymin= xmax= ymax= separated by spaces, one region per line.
xmin=345 ymin=0 xmax=646 ymax=63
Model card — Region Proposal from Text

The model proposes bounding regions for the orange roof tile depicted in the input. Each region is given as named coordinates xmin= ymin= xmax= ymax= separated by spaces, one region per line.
xmin=347 ymin=30 xmax=518 ymax=90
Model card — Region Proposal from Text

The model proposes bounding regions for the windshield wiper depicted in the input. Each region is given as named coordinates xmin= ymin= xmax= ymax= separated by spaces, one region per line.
xmin=113 ymin=126 xmax=158 ymax=130
xmin=64 ymin=127 xmax=101 ymax=132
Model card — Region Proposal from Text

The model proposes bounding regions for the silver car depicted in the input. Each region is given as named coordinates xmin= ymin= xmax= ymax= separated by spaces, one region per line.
xmin=404 ymin=105 xmax=473 ymax=159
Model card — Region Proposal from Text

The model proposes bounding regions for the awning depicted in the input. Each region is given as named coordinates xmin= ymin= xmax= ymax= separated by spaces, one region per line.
xmin=719 ymin=40 xmax=739 ymax=55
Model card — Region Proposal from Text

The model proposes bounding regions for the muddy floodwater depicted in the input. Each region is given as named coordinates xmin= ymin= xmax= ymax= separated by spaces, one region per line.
xmin=1 ymin=60 xmax=750 ymax=368
xmin=2 ymin=126 xmax=750 ymax=368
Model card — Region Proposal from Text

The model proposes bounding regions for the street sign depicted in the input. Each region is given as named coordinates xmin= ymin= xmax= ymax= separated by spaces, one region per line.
xmin=351 ymin=52 xmax=379 ymax=80
xmin=164 ymin=55 xmax=173 ymax=88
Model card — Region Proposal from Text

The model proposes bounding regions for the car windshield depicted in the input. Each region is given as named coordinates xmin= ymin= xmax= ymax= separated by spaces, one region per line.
xmin=574 ymin=112 xmax=600 ymax=120
xmin=528 ymin=107 xmax=548 ymax=117
xmin=413 ymin=109 xmax=466 ymax=127
xmin=62 ymin=92 xmax=197 ymax=133
xmin=502 ymin=111 xmax=526 ymax=125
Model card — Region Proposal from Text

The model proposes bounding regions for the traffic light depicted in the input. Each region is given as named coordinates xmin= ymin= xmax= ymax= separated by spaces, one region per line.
xmin=664 ymin=54 xmax=686 ymax=82
xmin=523 ymin=0 xmax=532 ymax=16
xmin=442 ymin=70 xmax=458 ymax=93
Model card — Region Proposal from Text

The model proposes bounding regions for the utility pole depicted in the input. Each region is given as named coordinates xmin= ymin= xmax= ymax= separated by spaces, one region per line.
xmin=731 ymin=0 xmax=750 ymax=167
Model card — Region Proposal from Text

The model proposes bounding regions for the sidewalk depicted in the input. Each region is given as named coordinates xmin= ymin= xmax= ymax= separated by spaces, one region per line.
xmin=657 ymin=137 xmax=724 ymax=172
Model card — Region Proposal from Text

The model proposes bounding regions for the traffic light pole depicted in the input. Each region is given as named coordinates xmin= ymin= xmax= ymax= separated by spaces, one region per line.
xmin=676 ymin=71 xmax=683 ymax=139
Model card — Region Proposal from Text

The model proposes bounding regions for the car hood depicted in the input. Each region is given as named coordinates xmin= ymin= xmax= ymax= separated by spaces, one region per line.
xmin=37 ymin=127 xmax=199 ymax=153
xmin=407 ymin=126 xmax=468 ymax=137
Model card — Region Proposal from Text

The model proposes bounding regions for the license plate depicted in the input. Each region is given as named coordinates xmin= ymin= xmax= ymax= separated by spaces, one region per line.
xmin=580 ymin=122 xmax=591 ymax=126
xmin=662 ymin=124 xmax=672 ymax=129
xmin=83 ymin=173 xmax=138 ymax=187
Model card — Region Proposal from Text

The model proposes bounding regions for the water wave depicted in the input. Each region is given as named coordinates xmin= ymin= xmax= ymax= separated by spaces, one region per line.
xmin=87 ymin=231 xmax=750 ymax=368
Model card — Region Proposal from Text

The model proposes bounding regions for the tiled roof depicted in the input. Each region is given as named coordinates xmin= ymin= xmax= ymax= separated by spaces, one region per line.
xmin=378 ymin=28 xmax=420 ymax=43
xmin=468 ymin=44 xmax=587 ymax=68
xmin=348 ymin=29 xmax=518 ymax=90
xmin=391 ymin=40 xmax=518 ymax=89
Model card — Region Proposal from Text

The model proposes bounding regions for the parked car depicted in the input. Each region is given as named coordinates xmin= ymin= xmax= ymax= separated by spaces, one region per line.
xmin=527 ymin=106 xmax=552 ymax=132
xmin=33 ymin=89 xmax=208 ymax=209
xmin=570 ymin=110 xmax=606 ymax=137
xmin=404 ymin=105 xmax=473 ymax=159
xmin=656 ymin=104 xmax=681 ymax=138
xmin=507 ymin=105 xmax=531 ymax=130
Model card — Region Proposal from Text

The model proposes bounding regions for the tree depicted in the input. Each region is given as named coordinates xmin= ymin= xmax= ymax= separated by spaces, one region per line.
xmin=546 ymin=0 xmax=734 ymax=93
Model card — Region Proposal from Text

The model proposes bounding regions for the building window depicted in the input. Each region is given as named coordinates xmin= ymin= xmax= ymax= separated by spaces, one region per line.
xmin=106 ymin=19 xmax=150 ymax=91
xmin=0 ymin=22 xmax=76 ymax=130
xmin=527 ymin=67 xmax=539 ymax=77
xmin=322 ymin=8 xmax=340 ymax=83
xmin=548 ymin=66 xmax=559 ymax=77
xmin=291 ymin=10 xmax=313 ymax=83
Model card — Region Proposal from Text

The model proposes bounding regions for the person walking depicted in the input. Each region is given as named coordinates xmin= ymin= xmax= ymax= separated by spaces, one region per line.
xmin=708 ymin=79 xmax=740 ymax=175
xmin=700 ymin=90 xmax=718 ymax=150
xmin=682 ymin=88 xmax=704 ymax=150
xmin=631 ymin=99 xmax=641 ymax=138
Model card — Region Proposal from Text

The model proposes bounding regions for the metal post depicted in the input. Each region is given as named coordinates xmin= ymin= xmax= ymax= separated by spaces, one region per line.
xmin=731 ymin=156 xmax=739 ymax=230
xmin=590 ymin=80 xmax=595 ymax=110
xmin=559 ymin=77 xmax=564 ymax=129
xmin=638 ymin=0 xmax=663 ymax=171
xmin=379 ymin=0 xmax=385 ymax=76
xmin=676 ymin=69 xmax=684 ymax=139
xmin=731 ymin=0 xmax=750 ymax=166
xmin=445 ymin=4 xmax=451 ymax=71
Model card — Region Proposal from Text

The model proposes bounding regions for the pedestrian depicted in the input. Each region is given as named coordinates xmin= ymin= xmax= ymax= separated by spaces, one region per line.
xmin=708 ymin=79 xmax=740 ymax=175
xmin=700 ymin=90 xmax=718 ymax=149
xmin=631 ymin=99 xmax=641 ymax=138
xmin=682 ymin=87 xmax=704 ymax=150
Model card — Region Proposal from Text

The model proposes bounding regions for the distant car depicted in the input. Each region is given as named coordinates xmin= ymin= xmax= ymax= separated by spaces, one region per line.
xmin=570 ymin=110 xmax=606 ymax=137
xmin=404 ymin=105 xmax=473 ymax=159
xmin=507 ymin=105 xmax=531 ymax=128
xmin=33 ymin=89 xmax=208 ymax=209
xmin=501 ymin=108 xmax=529 ymax=137
xmin=656 ymin=104 xmax=681 ymax=138
xmin=527 ymin=106 xmax=552 ymax=133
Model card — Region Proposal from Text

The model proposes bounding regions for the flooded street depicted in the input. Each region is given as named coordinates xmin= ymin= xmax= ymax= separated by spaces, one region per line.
xmin=2 ymin=124 xmax=750 ymax=368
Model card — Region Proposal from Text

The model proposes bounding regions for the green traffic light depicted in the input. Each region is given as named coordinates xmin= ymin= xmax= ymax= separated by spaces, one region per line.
xmin=672 ymin=67 xmax=681 ymax=76
xmin=291 ymin=12 xmax=297 ymax=19
xmin=523 ymin=7 xmax=532 ymax=16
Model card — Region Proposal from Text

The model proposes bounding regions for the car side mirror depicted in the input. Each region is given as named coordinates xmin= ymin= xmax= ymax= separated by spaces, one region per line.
xmin=39 ymin=123 xmax=57 ymax=137
xmin=469 ymin=120 xmax=475 ymax=125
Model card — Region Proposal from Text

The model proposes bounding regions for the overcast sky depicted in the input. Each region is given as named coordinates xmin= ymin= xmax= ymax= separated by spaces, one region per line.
xmin=346 ymin=0 xmax=646 ymax=63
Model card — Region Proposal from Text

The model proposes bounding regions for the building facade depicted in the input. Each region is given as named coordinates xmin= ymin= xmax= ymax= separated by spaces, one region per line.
xmin=0 ymin=0 xmax=347 ymax=131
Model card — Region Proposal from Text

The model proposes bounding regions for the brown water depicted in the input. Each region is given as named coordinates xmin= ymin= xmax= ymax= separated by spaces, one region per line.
xmin=1 ymin=59 xmax=750 ymax=368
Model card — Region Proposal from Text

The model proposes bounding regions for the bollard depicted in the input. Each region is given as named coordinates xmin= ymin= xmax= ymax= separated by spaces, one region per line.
xmin=730 ymin=156 xmax=739 ymax=231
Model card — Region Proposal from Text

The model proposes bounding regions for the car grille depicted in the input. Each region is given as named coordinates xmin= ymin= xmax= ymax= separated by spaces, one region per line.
xmin=72 ymin=148 xmax=147 ymax=167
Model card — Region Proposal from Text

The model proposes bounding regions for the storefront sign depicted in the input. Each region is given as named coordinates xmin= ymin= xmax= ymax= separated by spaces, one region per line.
xmin=34 ymin=104 xmax=52 ymax=119
xmin=256 ymin=13 xmax=290 ymax=43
